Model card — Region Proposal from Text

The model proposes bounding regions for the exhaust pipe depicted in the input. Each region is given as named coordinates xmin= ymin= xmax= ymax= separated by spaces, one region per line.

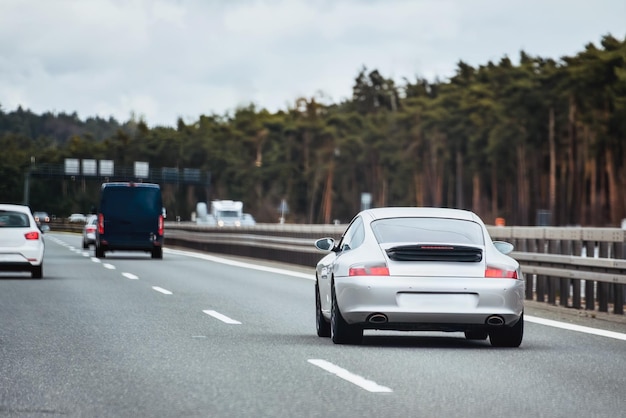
xmin=486 ymin=315 xmax=505 ymax=326
xmin=367 ymin=313 xmax=388 ymax=324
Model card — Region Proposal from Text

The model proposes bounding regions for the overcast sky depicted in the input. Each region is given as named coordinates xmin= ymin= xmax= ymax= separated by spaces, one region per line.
xmin=1 ymin=0 xmax=624 ymax=127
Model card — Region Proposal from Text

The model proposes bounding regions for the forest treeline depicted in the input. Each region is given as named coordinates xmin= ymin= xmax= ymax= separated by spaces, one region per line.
xmin=1 ymin=34 xmax=625 ymax=226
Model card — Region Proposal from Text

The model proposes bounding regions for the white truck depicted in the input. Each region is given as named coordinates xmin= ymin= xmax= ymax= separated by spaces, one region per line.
xmin=195 ymin=200 xmax=255 ymax=227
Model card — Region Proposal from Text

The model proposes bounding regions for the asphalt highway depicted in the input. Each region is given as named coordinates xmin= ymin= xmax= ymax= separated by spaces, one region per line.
xmin=1 ymin=232 xmax=625 ymax=417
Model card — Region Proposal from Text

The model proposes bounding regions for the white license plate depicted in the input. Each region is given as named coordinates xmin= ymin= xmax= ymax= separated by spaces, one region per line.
xmin=396 ymin=293 xmax=478 ymax=309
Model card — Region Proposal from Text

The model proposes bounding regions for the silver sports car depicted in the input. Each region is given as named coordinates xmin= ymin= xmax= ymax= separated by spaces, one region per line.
xmin=314 ymin=207 xmax=524 ymax=347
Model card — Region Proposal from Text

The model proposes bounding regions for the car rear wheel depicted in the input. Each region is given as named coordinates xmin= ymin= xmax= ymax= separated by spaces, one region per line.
xmin=330 ymin=286 xmax=362 ymax=344
xmin=464 ymin=330 xmax=488 ymax=340
xmin=95 ymin=245 xmax=105 ymax=258
xmin=316 ymin=282 xmax=330 ymax=337
xmin=151 ymin=247 xmax=163 ymax=259
xmin=489 ymin=313 xmax=524 ymax=347
xmin=82 ymin=240 xmax=88 ymax=249
xmin=31 ymin=264 xmax=43 ymax=279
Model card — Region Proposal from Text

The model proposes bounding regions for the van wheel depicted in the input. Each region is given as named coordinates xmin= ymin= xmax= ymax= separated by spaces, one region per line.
xmin=151 ymin=248 xmax=163 ymax=259
xmin=95 ymin=246 xmax=105 ymax=258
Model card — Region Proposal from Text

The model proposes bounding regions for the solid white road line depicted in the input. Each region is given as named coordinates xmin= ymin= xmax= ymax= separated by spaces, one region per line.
xmin=308 ymin=359 xmax=393 ymax=393
xmin=152 ymin=286 xmax=173 ymax=295
xmin=202 ymin=310 xmax=242 ymax=324
xmin=526 ymin=315 xmax=626 ymax=341
xmin=122 ymin=272 xmax=139 ymax=280
xmin=165 ymin=248 xmax=315 ymax=280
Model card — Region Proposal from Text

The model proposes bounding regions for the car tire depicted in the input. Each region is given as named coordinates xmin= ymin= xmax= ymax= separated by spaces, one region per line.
xmin=31 ymin=264 xmax=43 ymax=279
xmin=95 ymin=245 xmax=105 ymax=258
xmin=82 ymin=240 xmax=88 ymax=249
xmin=489 ymin=313 xmax=524 ymax=347
xmin=316 ymin=282 xmax=331 ymax=338
xmin=330 ymin=285 xmax=362 ymax=344
xmin=464 ymin=330 xmax=489 ymax=340
xmin=151 ymin=247 xmax=163 ymax=259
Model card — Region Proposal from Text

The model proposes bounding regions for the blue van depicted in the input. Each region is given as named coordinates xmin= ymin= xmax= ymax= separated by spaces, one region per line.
xmin=95 ymin=182 xmax=164 ymax=259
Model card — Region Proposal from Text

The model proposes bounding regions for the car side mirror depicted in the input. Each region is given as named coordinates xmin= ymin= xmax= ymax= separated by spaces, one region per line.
xmin=315 ymin=237 xmax=335 ymax=252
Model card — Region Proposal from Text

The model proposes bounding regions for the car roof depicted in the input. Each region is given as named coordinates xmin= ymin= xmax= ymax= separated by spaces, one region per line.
xmin=101 ymin=182 xmax=160 ymax=189
xmin=361 ymin=207 xmax=480 ymax=222
xmin=0 ymin=204 xmax=33 ymax=215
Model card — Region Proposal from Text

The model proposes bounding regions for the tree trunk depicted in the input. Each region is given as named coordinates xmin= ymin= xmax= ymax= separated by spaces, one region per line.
xmin=414 ymin=171 xmax=424 ymax=207
xmin=590 ymin=155 xmax=598 ymax=225
xmin=579 ymin=125 xmax=591 ymax=225
xmin=516 ymin=144 xmax=529 ymax=225
xmin=379 ymin=166 xmax=387 ymax=207
xmin=566 ymin=96 xmax=578 ymax=225
xmin=548 ymin=106 xmax=557 ymax=223
xmin=605 ymin=147 xmax=621 ymax=226
xmin=321 ymin=160 xmax=335 ymax=224
xmin=456 ymin=151 xmax=464 ymax=209
xmin=491 ymin=165 xmax=498 ymax=220
xmin=472 ymin=172 xmax=481 ymax=216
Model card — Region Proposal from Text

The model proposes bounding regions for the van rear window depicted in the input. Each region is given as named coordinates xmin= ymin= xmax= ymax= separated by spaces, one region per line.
xmin=101 ymin=187 xmax=161 ymax=219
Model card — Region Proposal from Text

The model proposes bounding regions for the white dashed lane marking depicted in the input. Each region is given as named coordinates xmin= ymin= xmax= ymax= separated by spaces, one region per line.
xmin=308 ymin=359 xmax=393 ymax=393
xmin=203 ymin=310 xmax=242 ymax=324
xmin=123 ymin=272 xmax=139 ymax=280
xmin=152 ymin=286 xmax=173 ymax=295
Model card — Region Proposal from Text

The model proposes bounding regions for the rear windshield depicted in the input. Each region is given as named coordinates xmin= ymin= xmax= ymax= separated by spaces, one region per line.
xmin=217 ymin=210 xmax=240 ymax=218
xmin=0 ymin=211 xmax=31 ymax=228
xmin=100 ymin=187 xmax=162 ymax=219
xmin=371 ymin=217 xmax=485 ymax=245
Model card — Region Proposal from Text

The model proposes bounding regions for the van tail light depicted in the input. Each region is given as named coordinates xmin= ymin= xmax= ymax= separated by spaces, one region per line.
xmin=485 ymin=267 xmax=518 ymax=279
xmin=98 ymin=214 xmax=104 ymax=234
xmin=349 ymin=263 xmax=390 ymax=276
xmin=25 ymin=231 xmax=40 ymax=240
xmin=158 ymin=215 xmax=164 ymax=236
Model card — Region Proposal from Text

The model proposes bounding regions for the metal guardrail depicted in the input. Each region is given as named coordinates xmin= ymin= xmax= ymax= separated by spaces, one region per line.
xmin=50 ymin=221 xmax=626 ymax=315
xmin=488 ymin=226 xmax=626 ymax=315
xmin=164 ymin=223 xmax=626 ymax=316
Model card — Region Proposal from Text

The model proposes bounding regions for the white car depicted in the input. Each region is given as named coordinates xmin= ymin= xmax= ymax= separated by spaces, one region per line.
xmin=82 ymin=215 xmax=97 ymax=249
xmin=314 ymin=207 xmax=524 ymax=347
xmin=0 ymin=204 xmax=46 ymax=278
xmin=68 ymin=213 xmax=87 ymax=223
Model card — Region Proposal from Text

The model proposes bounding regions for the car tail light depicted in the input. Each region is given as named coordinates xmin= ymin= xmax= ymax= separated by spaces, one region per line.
xmin=485 ymin=267 xmax=518 ymax=279
xmin=24 ymin=231 xmax=40 ymax=240
xmin=98 ymin=214 xmax=104 ymax=234
xmin=349 ymin=263 xmax=390 ymax=276
xmin=86 ymin=226 xmax=96 ymax=233
xmin=158 ymin=215 xmax=164 ymax=236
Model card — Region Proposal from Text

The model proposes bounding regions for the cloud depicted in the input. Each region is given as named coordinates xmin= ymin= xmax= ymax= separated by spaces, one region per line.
xmin=0 ymin=0 xmax=624 ymax=127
